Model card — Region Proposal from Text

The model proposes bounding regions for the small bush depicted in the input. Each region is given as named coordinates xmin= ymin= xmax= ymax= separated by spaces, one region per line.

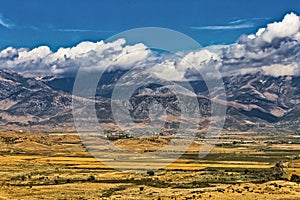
xmin=291 ymin=174 xmax=300 ymax=182
xmin=87 ymin=175 xmax=96 ymax=182
xmin=147 ymin=170 xmax=155 ymax=176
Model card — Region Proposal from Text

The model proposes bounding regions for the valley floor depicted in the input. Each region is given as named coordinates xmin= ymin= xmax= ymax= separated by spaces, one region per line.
xmin=0 ymin=131 xmax=299 ymax=199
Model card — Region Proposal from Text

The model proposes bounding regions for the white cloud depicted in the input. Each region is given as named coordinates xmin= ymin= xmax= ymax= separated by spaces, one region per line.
xmin=150 ymin=49 xmax=222 ymax=81
xmin=180 ymin=49 xmax=220 ymax=66
xmin=190 ymin=17 xmax=269 ymax=31
xmin=53 ymin=29 xmax=114 ymax=33
xmin=229 ymin=17 xmax=269 ymax=25
xmin=1 ymin=12 xmax=300 ymax=80
xmin=16 ymin=46 xmax=52 ymax=63
xmin=0 ymin=47 xmax=19 ymax=59
xmin=243 ymin=13 xmax=300 ymax=43
xmin=191 ymin=23 xmax=254 ymax=30
xmin=222 ymin=12 xmax=300 ymax=77
xmin=0 ymin=13 xmax=14 ymax=29
xmin=261 ymin=63 xmax=299 ymax=76
xmin=151 ymin=60 xmax=184 ymax=81
xmin=260 ymin=13 xmax=300 ymax=43
xmin=0 ymin=39 xmax=152 ymax=76
xmin=0 ymin=37 xmax=221 ymax=81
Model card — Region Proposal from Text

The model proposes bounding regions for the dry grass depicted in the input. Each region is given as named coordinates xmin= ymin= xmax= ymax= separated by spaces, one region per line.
xmin=0 ymin=131 xmax=299 ymax=199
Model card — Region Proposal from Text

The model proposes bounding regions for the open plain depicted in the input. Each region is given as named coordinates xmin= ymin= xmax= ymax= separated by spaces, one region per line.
xmin=0 ymin=130 xmax=299 ymax=199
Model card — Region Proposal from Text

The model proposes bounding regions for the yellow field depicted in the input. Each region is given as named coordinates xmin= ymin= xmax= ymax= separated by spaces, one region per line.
xmin=0 ymin=131 xmax=299 ymax=199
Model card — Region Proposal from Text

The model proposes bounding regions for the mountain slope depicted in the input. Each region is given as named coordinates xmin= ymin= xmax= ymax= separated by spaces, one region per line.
xmin=1 ymin=69 xmax=300 ymax=132
xmin=0 ymin=69 xmax=72 ymax=128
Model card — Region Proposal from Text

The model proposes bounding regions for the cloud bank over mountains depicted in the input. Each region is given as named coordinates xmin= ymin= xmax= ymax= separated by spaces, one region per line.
xmin=0 ymin=39 xmax=152 ymax=77
xmin=223 ymin=12 xmax=300 ymax=77
xmin=0 ymin=12 xmax=299 ymax=80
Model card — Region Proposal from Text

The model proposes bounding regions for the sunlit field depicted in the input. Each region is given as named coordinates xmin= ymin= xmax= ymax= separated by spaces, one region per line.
xmin=0 ymin=131 xmax=299 ymax=199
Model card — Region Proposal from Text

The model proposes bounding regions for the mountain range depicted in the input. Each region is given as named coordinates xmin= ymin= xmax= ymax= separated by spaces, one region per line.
xmin=0 ymin=68 xmax=299 ymax=133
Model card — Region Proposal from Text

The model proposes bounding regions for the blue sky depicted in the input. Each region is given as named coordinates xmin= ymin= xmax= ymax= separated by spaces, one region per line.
xmin=0 ymin=0 xmax=299 ymax=50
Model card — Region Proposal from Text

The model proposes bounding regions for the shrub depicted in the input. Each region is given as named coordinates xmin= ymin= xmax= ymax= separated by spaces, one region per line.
xmin=147 ymin=170 xmax=155 ymax=176
xmin=87 ymin=175 xmax=96 ymax=182
xmin=291 ymin=174 xmax=300 ymax=182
